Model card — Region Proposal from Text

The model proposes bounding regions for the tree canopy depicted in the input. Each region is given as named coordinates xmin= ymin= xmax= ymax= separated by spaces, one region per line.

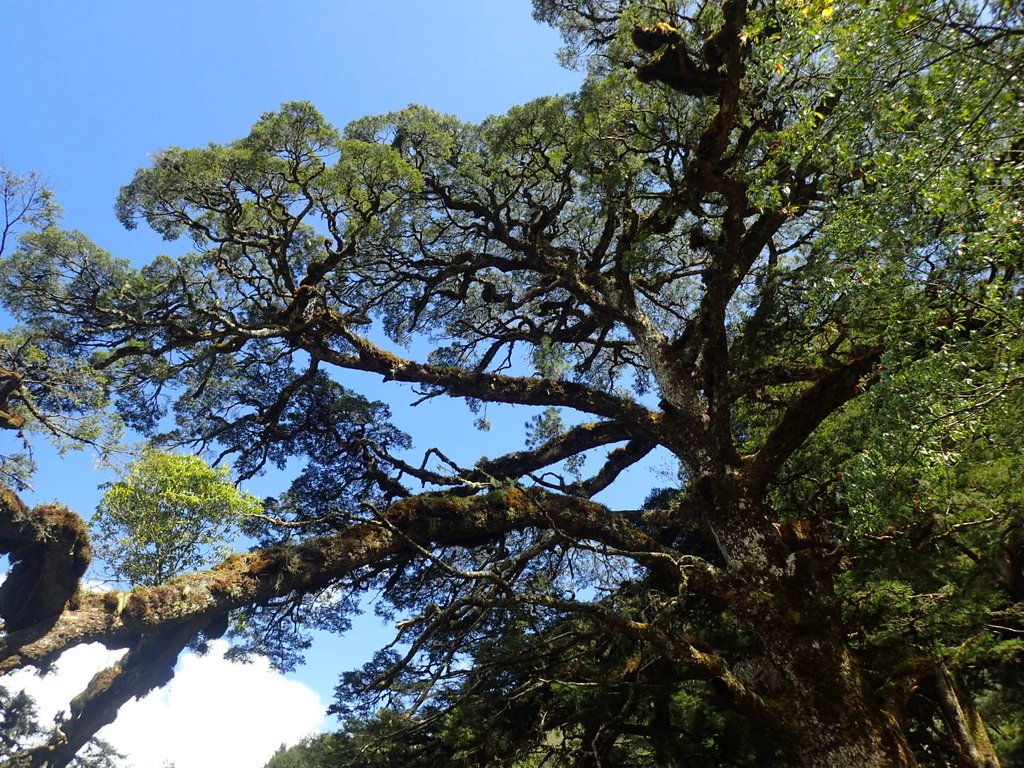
xmin=1 ymin=0 xmax=1024 ymax=766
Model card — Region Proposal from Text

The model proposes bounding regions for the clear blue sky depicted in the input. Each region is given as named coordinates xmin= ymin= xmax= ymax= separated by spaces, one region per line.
xmin=0 ymin=1 xmax=671 ymax=749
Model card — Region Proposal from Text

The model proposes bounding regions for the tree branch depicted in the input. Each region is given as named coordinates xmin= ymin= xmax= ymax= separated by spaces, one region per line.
xmin=305 ymin=325 xmax=661 ymax=424
xmin=0 ymin=492 xmax=90 ymax=633
xmin=744 ymin=348 xmax=883 ymax=493
xmin=0 ymin=484 xmax=705 ymax=675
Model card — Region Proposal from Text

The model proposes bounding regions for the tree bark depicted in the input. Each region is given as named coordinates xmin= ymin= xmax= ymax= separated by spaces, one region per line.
xmin=703 ymin=479 xmax=919 ymax=768
xmin=773 ymin=642 xmax=918 ymax=768
xmin=933 ymin=661 xmax=1002 ymax=768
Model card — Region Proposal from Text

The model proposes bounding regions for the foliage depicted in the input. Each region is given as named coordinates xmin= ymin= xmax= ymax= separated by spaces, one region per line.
xmin=0 ymin=170 xmax=118 ymax=489
xmin=92 ymin=448 xmax=261 ymax=586
xmin=2 ymin=1 xmax=1024 ymax=766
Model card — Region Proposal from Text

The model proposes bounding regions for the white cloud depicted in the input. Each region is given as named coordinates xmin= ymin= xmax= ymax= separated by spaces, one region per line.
xmin=5 ymin=643 xmax=125 ymax=725
xmin=6 ymin=640 xmax=326 ymax=768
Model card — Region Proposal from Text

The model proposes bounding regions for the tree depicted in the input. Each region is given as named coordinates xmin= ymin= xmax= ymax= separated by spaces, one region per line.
xmin=92 ymin=448 xmax=262 ymax=586
xmin=1 ymin=0 xmax=1023 ymax=766
xmin=0 ymin=169 xmax=113 ymax=491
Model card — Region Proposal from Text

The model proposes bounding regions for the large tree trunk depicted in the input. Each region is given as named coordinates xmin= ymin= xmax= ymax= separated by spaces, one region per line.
xmin=705 ymin=480 xmax=919 ymax=767
xmin=769 ymin=638 xmax=918 ymax=768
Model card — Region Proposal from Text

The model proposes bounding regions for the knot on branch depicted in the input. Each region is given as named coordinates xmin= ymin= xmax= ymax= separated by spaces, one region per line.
xmin=0 ymin=367 xmax=27 ymax=431
xmin=0 ymin=488 xmax=91 ymax=632
xmin=631 ymin=21 xmax=683 ymax=52
xmin=631 ymin=22 xmax=726 ymax=95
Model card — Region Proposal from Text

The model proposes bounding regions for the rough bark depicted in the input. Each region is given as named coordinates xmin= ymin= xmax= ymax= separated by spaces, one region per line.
xmin=701 ymin=479 xmax=919 ymax=768
xmin=933 ymin=662 xmax=1002 ymax=768
xmin=0 ymin=491 xmax=90 ymax=632
xmin=769 ymin=639 xmax=918 ymax=768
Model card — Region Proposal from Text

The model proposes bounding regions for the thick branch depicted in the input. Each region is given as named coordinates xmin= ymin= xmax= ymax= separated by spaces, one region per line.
xmin=744 ymin=348 xmax=883 ymax=493
xmin=0 ymin=484 xmax=724 ymax=764
xmin=567 ymin=439 xmax=658 ymax=498
xmin=9 ymin=622 xmax=203 ymax=768
xmin=1 ymin=488 xmax=705 ymax=675
xmin=476 ymin=421 xmax=659 ymax=485
xmin=0 ymin=491 xmax=91 ymax=632
xmin=306 ymin=326 xmax=660 ymax=424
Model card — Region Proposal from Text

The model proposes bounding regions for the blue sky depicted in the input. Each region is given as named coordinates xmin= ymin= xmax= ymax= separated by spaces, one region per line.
xmin=0 ymin=4 xmax=675 ymax=765
xmin=2 ymin=1 xmax=582 ymax=256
